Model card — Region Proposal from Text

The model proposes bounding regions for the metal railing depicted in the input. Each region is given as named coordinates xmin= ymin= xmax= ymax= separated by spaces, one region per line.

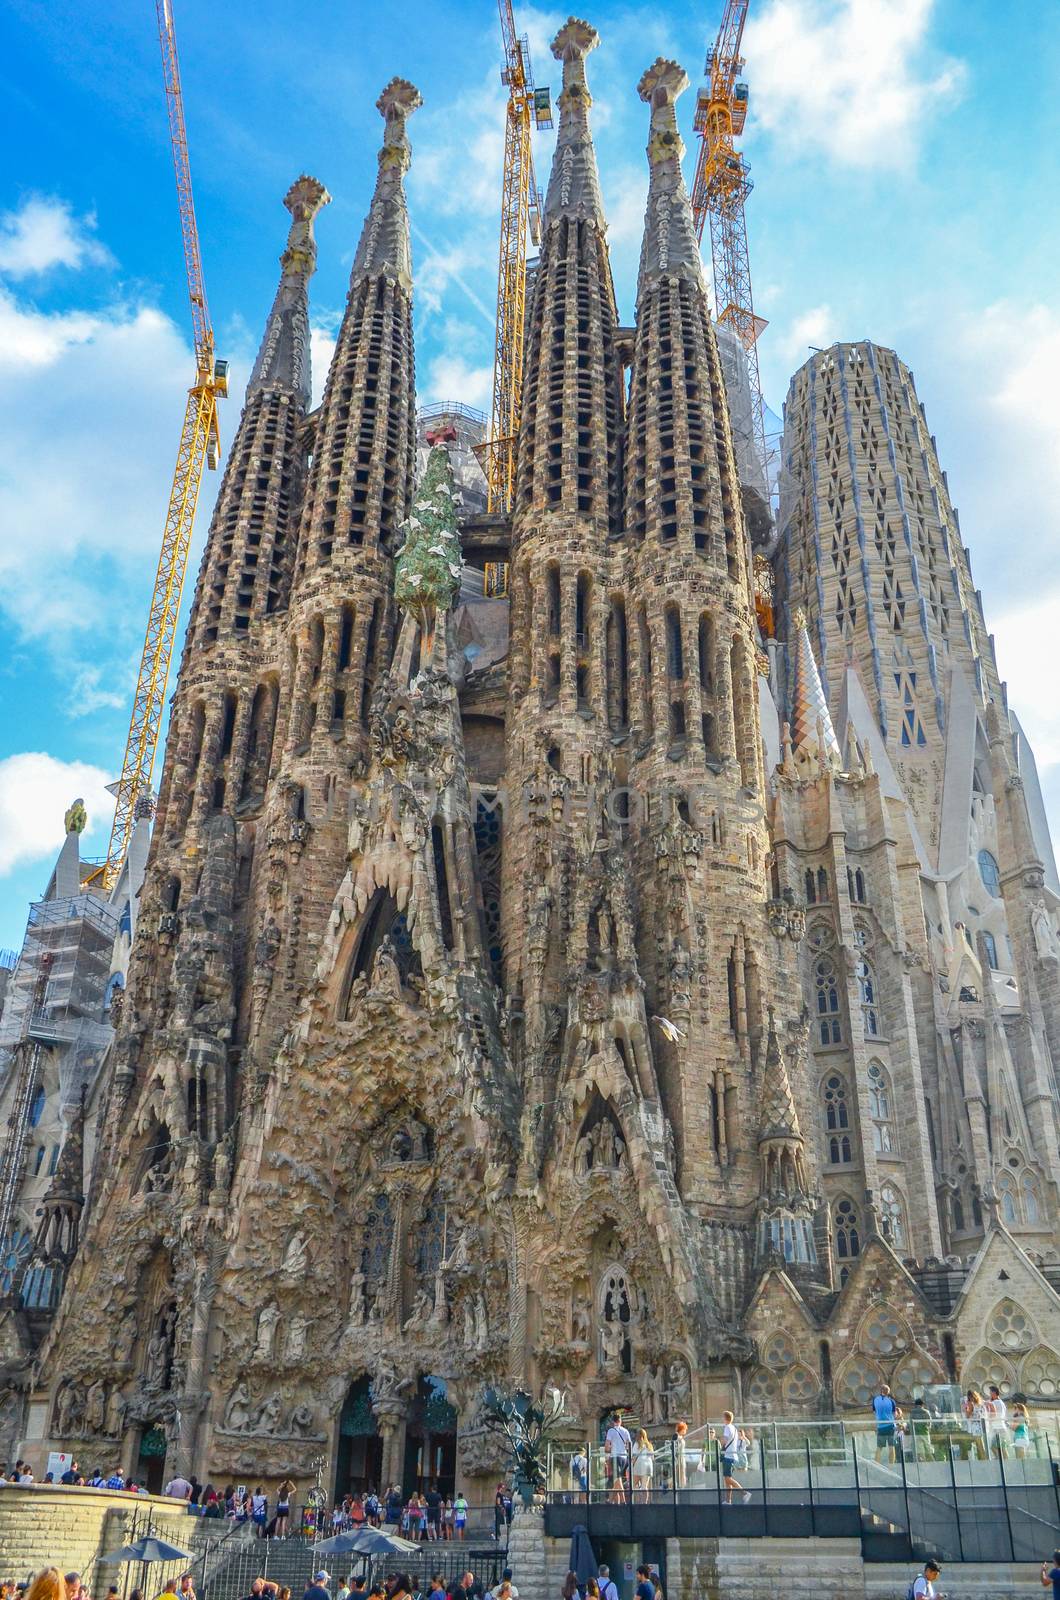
xmin=544 ymin=1418 xmax=1060 ymax=1563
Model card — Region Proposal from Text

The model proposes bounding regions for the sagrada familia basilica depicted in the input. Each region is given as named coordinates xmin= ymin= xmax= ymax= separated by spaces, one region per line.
xmin=2 ymin=17 xmax=1059 ymax=1498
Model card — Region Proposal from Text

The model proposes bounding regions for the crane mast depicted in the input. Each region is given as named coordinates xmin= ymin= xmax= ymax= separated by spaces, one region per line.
xmin=483 ymin=0 xmax=551 ymax=516
xmin=102 ymin=0 xmax=227 ymax=891
xmin=689 ymin=0 xmax=768 ymax=482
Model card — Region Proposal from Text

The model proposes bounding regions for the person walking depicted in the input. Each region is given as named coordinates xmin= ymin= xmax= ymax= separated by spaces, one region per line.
xmin=631 ymin=1429 xmax=654 ymax=1502
xmin=910 ymin=1560 xmax=942 ymax=1600
xmin=597 ymin=1567 xmax=618 ymax=1600
xmin=1012 ymin=1402 xmax=1031 ymax=1458
xmin=604 ymin=1412 xmax=632 ymax=1504
xmin=251 ymin=1485 xmax=268 ymax=1537
xmin=304 ymin=1576 xmax=331 ymax=1600
xmin=560 ymin=1575 xmax=580 ymax=1600
xmin=714 ymin=1412 xmax=749 ymax=1503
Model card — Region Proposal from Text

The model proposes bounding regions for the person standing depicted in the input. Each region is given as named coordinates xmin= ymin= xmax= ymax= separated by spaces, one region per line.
xmin=604 ymin=1412 xmax=632 ymax=1504
xmin=1039 ymin=1549 xmax=1060 ymax=1600
xmin=304 ymin=1575 xmax=331 ymax=1600
xmin=454 ymin=1489 xmax=468 ymax=1539
xmin=178 ymin=1575 xmax=196 ymax=1600
xmin=631 ymin=1429 xmax=654 ymax=1502
xmin=671 ymin=1421 xmax=688 ymax=1491
xmin=165 ymin=1470 xmax=192 ymax=1501
xmin=251 ymin=1485 xmax=268 ymax=1537
xmin=873 ymin=1384 xmax=898 ymax=1463
xmin=1012 ymin=1402 xmax=1031 ymax=1458
xmin=424 ymin=1483 xmax=442 ymax=1541
xmin=634 ymin=1566 xmax=655 ymax=1600
xmin=985 ymin=1384 xmax=1008 ymax=1457
xmin=276 ymin=1478 xmax=295 ymax=1538
xmin=597 ymin=1566 xmax=618 ymax=1600
xmin=570 ymin=1446 xmax=588 ymax=1499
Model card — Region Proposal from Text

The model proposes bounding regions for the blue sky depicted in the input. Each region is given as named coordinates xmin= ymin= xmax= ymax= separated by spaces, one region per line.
xmin=1 ymin=0 xmax=1059 ymax=952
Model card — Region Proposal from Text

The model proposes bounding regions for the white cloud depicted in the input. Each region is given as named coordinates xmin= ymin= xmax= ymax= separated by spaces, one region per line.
xmin=909 ymin=299 xmax=1060 ymax=614
xmin=309 ymin=322 xmax=338 ymax=410
xmin=776 ymin=303 xmax=837 ymax=365
xmin=425 ymin=350 xmax=495 ymax=413
xmin=0 ymin=753 xmax=115 ymax=876
xmin=0 ymin=195 xmax=112 ymax=279
xmin=745 ymin=0 xmax=965 ymax=168
xmin=0 ymin=287 xmax=198 ymax=642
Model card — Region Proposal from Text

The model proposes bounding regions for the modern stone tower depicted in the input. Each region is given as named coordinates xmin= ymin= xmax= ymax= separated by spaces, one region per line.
xmin=10 ymin=39 xmax=1060 ymax=1500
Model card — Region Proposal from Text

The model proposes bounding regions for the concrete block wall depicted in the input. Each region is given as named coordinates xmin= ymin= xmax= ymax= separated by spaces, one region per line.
xmin=0 ymin=1486 xmax=193 ymax=1597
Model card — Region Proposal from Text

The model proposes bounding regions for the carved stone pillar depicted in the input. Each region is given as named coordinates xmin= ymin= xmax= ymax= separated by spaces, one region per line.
xmin=373 ymin=1400 xmax=410 ymax=1490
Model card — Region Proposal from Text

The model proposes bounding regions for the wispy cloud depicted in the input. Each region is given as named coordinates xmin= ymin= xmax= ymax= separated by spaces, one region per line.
xmin=746 ymin=0 xmax=965 ymax=168
xmin=0 ymin=194 xmax=113 ymax=278
xmin=0 ymin=752 xmax=115 ymax=876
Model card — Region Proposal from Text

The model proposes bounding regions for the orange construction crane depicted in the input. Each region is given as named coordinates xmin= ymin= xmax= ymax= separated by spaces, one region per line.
xmin=102 ymin=0 xmax=228 ymax=891
xmin=482 ymin=0 xmax=551 ymax=516
xmin=689 ymin=0 xmax=767 ymax=479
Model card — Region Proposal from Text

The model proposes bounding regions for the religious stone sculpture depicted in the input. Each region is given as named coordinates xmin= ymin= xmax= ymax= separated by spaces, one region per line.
xmin=223 ymin=1379 xmax=252 ymax=1432
xmin=255 ymin=1303 xmax=280 ymax=1360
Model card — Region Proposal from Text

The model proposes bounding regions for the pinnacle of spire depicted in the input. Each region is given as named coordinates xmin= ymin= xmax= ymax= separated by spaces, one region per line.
xmin=789 ymin=608 xmax=843 ymax=773
xmin=757 ymin=1007 xmax=802 ymax=1148
xmin=544 ymin=18 xmax=606 ymax=226
xmin=247 ymin=174 xmax=330 ymax=409
xmin=635 ymin=58 xmax=705 ymax=292
xmin=394 ymin=442 xmax=462 ymax=647
xmin=350 ymin=77 xmax=422 ymax=291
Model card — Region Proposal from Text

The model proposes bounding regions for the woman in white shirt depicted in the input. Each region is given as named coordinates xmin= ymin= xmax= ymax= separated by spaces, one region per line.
xmin=631 ymin=1429 xmax=654 ymax=1501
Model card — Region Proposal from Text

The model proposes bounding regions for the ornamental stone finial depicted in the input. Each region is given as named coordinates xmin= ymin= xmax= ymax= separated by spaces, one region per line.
xmin=638 ymin=58 xmax=689 ymax=165
xmin=551 ymin=17 xmax=599 ymax=66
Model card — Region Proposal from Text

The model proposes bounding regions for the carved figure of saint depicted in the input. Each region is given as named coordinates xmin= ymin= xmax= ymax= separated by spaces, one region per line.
xmin=638 ymin=1363 xmax=656 ymax=1424
xmin=571 ymin=1302 xmax=591 ymax=1344
xmin=284 ymin=1313 xmax=308 ymax=1362
xmin=575 ymin=1133 xmax=593 ymax=1176
xmin=474 ymin=1291 xmax=489 ymax=1351
xmin=404 ymin=1288 xmax=432 ymax=1332
xmin=84 ymin=1379 xmax=106 ymax=1435
xmin=599 ymin=1320 xmax=624 ymax=1374
xmin=371 ymin=937 xmax=403 ymax=999
xmin=289 ymin=1403 xmax=314 ymax=1438
xmin=223 ymin=1380 xmax=252 ymax=1433
xmin=282 ymin=1231 xmax=309 ymax=1275
xmin=252 ymin=1392 xmax=282 ymax=1434
xmin=348 ymin=1270 xmax=366 ymax=1326
xmin=104 ymin=1386 xmax=126 ymax=1438
xmin=254 ymin=1303 xmax=280 ymax=1360
xmin=666 ymin=1358 xmax=691 ymax=1419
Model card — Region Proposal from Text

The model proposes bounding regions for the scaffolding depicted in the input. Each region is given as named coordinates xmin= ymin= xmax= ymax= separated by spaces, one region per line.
xmin=0 ymin=891 xmax=118 ymax=1249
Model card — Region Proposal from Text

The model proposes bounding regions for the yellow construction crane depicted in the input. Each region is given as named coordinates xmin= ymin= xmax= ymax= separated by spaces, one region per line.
xmin=689 ymin=0 xmax=767 ymax=478
xmin=482 ymin=0 xmax=551 ymax=516
xmin=102 ymin=0 xmax=228 ymax=891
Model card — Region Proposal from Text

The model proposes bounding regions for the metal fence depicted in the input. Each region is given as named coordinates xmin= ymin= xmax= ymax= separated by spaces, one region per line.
xmin=544 ymin=1421 xmax=1060 ymax=1563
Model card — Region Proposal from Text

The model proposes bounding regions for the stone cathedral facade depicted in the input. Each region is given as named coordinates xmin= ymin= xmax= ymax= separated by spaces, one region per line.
xmin=7 ymin=19 xmax=1060 ymax=1492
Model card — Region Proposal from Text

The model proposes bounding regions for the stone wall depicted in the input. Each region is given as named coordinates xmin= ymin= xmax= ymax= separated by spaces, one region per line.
xmin=527 ymin=1534 xmax=1049 ymax=1600
xmin=0 ymin=1486 xmax=194 ymax=1597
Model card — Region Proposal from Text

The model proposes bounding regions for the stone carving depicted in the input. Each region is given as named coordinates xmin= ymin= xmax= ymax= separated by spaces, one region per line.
xmin=665 ymin=1355 xmax=691 ymax=1419
xmin=252 ymin=1392 xmax=282 ymax=1434
xmin=255 ymin=1303 xmax=280 ymax=1360
xmin=1032 ymin=902 xmax=1058 ymax=963
xmin=284 ymin=1312 xmax=308 ymax=1361
xmin=104 ymin=1386 xmax=126 ymax=1438
xmin=223 ymin=1380 xmax=252 ymax=1433
xmin=403 ymin=1287 xmax=432 ymax=1332
xmin=282 ymin=1231 xmax=309 ymax=1275
xmin=84 ymin=1379 xmax=106 ymax=1435
xmin=289 ymin=1402 xmax=315 ymax=1437
xmin=348 ymin=1270 xmax=367 ymax=1326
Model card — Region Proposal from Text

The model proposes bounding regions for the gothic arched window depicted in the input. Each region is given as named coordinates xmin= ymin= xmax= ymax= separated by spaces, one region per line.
xmin=981 ymin=930 xmax=998 ymax=970
xmin=823 ymin=1074 xmax=849 ymax=1130
xmin=867 ymin=1061 xmax=896 ymax=1153
xmin=997 ymin=1171 xmax=1018 ymax=1227
xmin=0 ymin=1225 xmax=32 ymax=1295
xmin=978 ymin=850 xmax=1001 ymax=898
xmin=361 ymin=1192 xmax=394 ymax=1304
xmin=834 ymin=1199 xmax=861 ymax=1275
xmin=879 ymin=1183 xmax=907 ymax=1250
xmin=1021 ymin=1174 xmax=1041 ymax=1225
xmin=805 ymin=869 xmax=816 ymax=905
xmin=28 ymin=1085 xmax=45 ymax=1128
xmin=856 ymin=957 xmax=880 ymax=1037
xmin=415 ymin=1193 xmax=447 ymax=1282
xmin=814 ymin=958 xmax=842 ymax=1045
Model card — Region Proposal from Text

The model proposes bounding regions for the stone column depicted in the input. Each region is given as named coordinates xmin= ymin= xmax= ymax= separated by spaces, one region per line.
xmin=373 ymin=1400 xmax=409 ymax=1490
xmin=506 ymin=1502 xmax=548 ymax=1600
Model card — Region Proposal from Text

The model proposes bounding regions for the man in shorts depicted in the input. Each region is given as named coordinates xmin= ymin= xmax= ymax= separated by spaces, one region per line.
xmin=874 ymin=1384 xmax=898 ymax=1463
xmin=605 ymin=1411 xmax=632 ymax=1503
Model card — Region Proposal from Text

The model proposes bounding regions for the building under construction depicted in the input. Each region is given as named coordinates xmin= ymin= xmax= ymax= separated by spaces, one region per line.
xmin=0 ymin=15 xmax=1057 ymax=1584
